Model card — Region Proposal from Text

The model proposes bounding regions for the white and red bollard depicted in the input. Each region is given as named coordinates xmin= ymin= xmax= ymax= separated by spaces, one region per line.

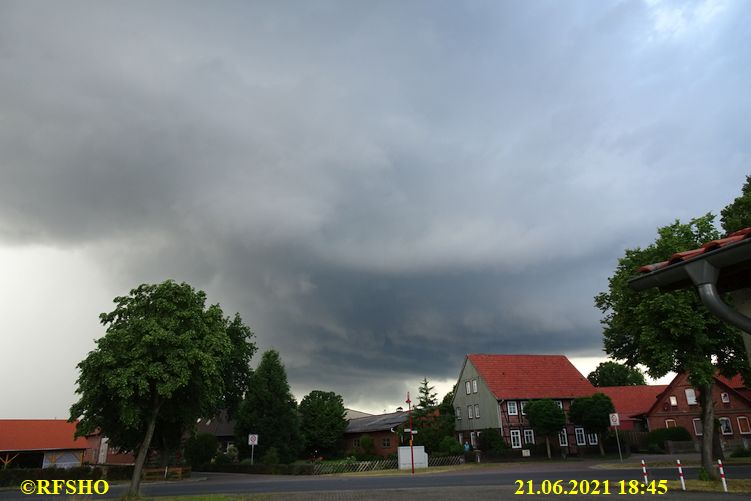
xmin=641 ymin=459 xmax=649 ymax=485
xmin=676 ymin=459 xmax=685 ymax=491
xmin=718 ymin=459 xmax=728 ymax=492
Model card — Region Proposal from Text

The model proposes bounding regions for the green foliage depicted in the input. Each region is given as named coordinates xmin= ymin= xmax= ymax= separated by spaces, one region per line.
xmin=222 ymin=314 xmax=258 ymax=417
xmin=730 ymin=446 xmax=751 ymax=458
xmin=183 ymin=433 xmax=218 ymax=466
xmin=646 ymin=426 xmax=692 ymax=450
xmin=417 ymin=378 xmax=438 ymax=410
xmin=477 ymin=429 xmax=507 ymax=455
xmin=438 ymin=436 xmax=464 ymax=455
xmin=358 ymin=434 xmax=376 ymax=458
xmin=298 ymin=390 xmax=347 ymax=456
xmin=198 ymin=462 xmax=314 ymax=475
xmin=698 ymin=467 xmax=712 ymax=481
xmin=235 ymin=349 xmax=302 ymax=464
xmin=569 ymin=393 xmax=615 ymax=433
xmin=69 ymin=280 xmax=254 ymax=495
xmin=526 ymin=399 xmax=566 ymax=436
xmin=720 ymin=175 xmax=751 ymax=234
xmin=410 ymin=386 xmax=456 ymax=454
xmin=587 ymin=361 xmax=646 ymax=387
xmin=261 ymin=447 xmax=280 ymax=465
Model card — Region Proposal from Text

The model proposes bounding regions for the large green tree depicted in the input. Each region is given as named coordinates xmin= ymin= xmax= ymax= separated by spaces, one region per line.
xmin=411 ymin=385 xmax=457 ymax=453
xmin=235 ymin=349 xmax=302 ymax=463
xmin=70 ymin=280 xmax=254 ymax=496
xmin=298 ymin=390 xmax=347 ymax=457
xmin=595 ymin=215 xmax=749 ymax=477
xmin=587 ymin=361 xmax=646 ymax=387
xmin=525 ymin=399 xmax=566 ymax=459
xmin=568 ymin=393 xmax=615 ymax=456
xmin=417 ymin=378 xmax=438 ymax=410
xmin=720 ymin=175 xmax=751 ymax=234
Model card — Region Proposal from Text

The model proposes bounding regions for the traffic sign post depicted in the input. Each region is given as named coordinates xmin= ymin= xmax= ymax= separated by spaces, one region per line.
xmin=248 ymin=434 xmax=258 ymax=465
xmin=609 ymin=413 xmax=623 ymax=463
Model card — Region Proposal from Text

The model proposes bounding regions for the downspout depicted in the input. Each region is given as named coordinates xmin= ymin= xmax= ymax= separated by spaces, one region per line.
xmin=684 ymin=260 xmax=751 ymax=333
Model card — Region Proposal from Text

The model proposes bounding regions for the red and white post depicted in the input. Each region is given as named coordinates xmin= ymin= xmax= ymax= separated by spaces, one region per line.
xmin=641 ymin=459 xmax=649 ymax=485
xmin=718 ymin=459 xmax=728 ymax=492
xmin=676 ymin=459 xmax=686 ymax=491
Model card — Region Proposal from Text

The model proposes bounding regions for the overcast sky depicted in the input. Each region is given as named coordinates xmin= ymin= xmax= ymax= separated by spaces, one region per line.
xmin=1 ymin=0 xmax=749 ymax=418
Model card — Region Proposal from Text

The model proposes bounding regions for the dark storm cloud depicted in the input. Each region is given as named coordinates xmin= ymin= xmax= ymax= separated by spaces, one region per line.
xmin=2 ymin=0 xmax=750 ymax=411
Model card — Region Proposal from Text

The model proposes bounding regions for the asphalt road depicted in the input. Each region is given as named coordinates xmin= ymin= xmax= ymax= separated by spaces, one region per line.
xmin=1 ymin=462 xmax=749 ymax=500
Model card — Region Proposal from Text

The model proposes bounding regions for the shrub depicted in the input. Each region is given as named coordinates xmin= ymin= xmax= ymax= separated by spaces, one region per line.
xmin=477 ymin=429 xmax=507 ymax=456
xmin=647 ymin=426 xmax=691 ymax=450
xmin=183 ymin=433 xmax=218 ymax=467
xmin=730 ymin=446 xmax=751 ymax=458
xmin=438 ymin=436 xmax=464 ymax=455
xmin=261 ymin=447 xmax=280 ymax=465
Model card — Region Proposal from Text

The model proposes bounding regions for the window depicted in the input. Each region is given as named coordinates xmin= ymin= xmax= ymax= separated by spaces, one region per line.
xmin=719 ymin=417 xmax=733 ymax=435
xmin=465 ymin=381 xmax=471 ymax=395
xmin=456 ymin=407 xmax=462 ymax=420
xmin=520 ymin=401 xmax=528 ymax=415
xmin=474 ymin=404 xmax=480 ymax=418
xmin=721 ymin=392 xmax=730 ymax=404
xmin=737 ymin=416 xmax=751 ymax=435
xmin=685 ymin=388 xmax=697 ymax=405
xmin=575 ymin=427 xmax=586 ymax=446
xmin=693 ymin=418 xmax=703 ymax=436
xmin=669 ymin=396 xmax=678 ymax=407
xmin=510 ymin=430 xmax=522 ymax=448
xmin=472 ymin=379 xmax=478 ymax=393
xmin=470 ymin=431 xmax=477 ymax=447
xmin=665 ymin=419 xmax=676 ymax=428
xmin=558 ymin=428 xmax=568 ymax=447
xmin=468 ymin=405 xmax=474 ymax=419
xmin=555 ymin=400 xmax=563 ymax=410
xmin=507 ymin=401 xmax=518 ymax=416
xmin=523 ymin=429 xmax=535 ymax=445
xmin=587 ymin=433 xmax=598 ymax=445
xmin=353 ymin=439 xmax=360 ymax=448
xmin=382 ymin=437 xmax=391 ymax=448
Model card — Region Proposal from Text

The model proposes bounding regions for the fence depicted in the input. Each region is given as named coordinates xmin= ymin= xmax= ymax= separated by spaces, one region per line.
xmin=312 ymin=455 xmax=464 ymax=475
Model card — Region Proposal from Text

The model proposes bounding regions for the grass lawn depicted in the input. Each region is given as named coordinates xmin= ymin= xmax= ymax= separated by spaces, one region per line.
xmin=666 ymin=478 xmax=751 ymax=493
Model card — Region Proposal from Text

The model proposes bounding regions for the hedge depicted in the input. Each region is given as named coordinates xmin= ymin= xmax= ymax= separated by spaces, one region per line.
xmin=195 ymin=463 xmax=314 ymax=475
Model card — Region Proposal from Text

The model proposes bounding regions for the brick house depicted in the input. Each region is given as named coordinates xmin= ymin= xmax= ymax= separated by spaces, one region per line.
xmin=452 ymin=354 xmax=602 ymax=455
xmin=644 ymin=372 xmax=751 ymax=449
xmin=599 ymin=385 xmax=668 ymax=431
xmin=343 ymin=411 xmax=408 ymax=458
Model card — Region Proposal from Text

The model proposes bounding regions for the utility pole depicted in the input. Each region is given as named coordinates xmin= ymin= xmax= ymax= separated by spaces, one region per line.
xmin=406 ymin=392 xmax=414 ymax=475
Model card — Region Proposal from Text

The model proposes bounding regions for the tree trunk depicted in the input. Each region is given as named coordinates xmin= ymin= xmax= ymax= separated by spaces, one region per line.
xmin=699 ymin=382 xmax=718 ymax=480
xmin=545 ymin=436 xmax=551 ymax=459
xmin=129 ymin=404 xmax=160 ymax=497
xmin=598 ymin=432 xmax=605 ymax=457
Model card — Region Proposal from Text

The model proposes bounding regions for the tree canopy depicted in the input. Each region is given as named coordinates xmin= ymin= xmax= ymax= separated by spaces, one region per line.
xmin=568 ymin=393 xmax=615 ymax=456
xmin=595 ymin=213 xmax=750 ymax=477
xmin=417 ymin=377 xmax=438 ymax=410
xmin=587 ymin=361 xmax=646 ymax=387
xmin=525 ymin=399 xmax=565 ymax=459
xmin=235 ymin=349 xmax=302 ymax=464
xmin=298 ymin=390 xmax=347 ymax=457
xmin=69 ymin=280 xmax=254 ymax=496
xmin=720 ymin=175 xmax=751 ymax=234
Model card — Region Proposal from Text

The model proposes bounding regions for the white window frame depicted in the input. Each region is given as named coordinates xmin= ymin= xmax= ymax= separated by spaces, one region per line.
xmin=575 ymin=427 xmax=586 ymax=446
xmin=558 ymin=428 xmax=568 ymax=447
xmin=472 ymin=379 xmax=478 ymax=393
xmin=474 ymin=404 xmax=480 ymax=419
xmin=737 ymin=416 xmax=751 ymax=435
xmin=721 ymin=392 xmax=730 ymax=404
xmin=510 ymin=429 xmax=522 ymax=449
xmin=520 ymin=400 xmax=528 ymax=415
xmin=685 ymin=388 xmax=697 ymax=405
xmin=382 ymin=437 xmax=391 ymax=448
xmin=669 ymin=396 xmax=678 ymax=406
xmin=465 ymin=381 xmax=471 ymax=395
xmin=587 ymin=432 xmax=598 ymax=445
xmin=555 ymin=400 xmax=563 ymax=410
xmin=719 ymin=417 xmax=733 ymax=435
xmin=507 ymin=401 xmax=518 ymax=416
xmin=665 ymin=419 xmax=676 ymax=428
xmin=467 ymin=405 xmax=473 ymax=419
xmin=456 ymin=407 xmax=462 ymax=420
xmin=470 ymin=431 xmax=477 ymax=447
xmin=693 ymin=418 xmax=703 ymax=436
xmin=523 ymin=429 xmax=535 ymax=445
xmin=353 ymin=438 xmax=360 ymax=448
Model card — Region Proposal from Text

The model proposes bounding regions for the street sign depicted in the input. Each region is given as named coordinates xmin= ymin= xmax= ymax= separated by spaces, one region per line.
xmin=609 ymin=413 xmax=620 ymax=427
xmin=248 ymin=434 xmax=259 ymax=446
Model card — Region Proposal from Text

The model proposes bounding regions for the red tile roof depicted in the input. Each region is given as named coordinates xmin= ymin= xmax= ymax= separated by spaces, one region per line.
xmin=598 ymin=385 xmax=667 ymax=420
xmin=637 ymin=227 xmax=751 ymax=274
xmin=0 ymin=420 xmax=87 ymax=452
xmin=467 ymin=354 xmax=596 ymax=400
